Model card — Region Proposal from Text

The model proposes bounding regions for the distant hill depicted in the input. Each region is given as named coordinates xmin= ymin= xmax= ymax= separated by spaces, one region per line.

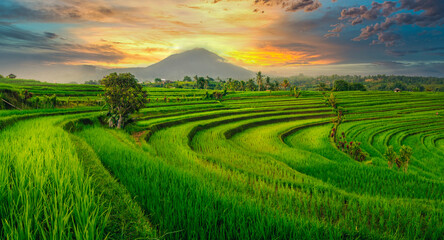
xmin=107 ymin=48 xmax=255 ymax=81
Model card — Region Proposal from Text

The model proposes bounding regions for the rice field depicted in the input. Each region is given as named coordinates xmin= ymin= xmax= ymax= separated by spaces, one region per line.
xmin=0 ymin=87 xmax=443 ymax=239
xmin=0 ymin=77 xmax=220 ymax=105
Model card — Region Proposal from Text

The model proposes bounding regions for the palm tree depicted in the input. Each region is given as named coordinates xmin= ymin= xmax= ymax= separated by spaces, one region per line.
xmin=265 ymin=76 xmax=271 ymax=90
xmin=193 ymin=75 xmax=199 ymax=88
xmin=240 ymin=81 xmax=246 ymax=91
xmin=247 ymin=79 xmax=256 ymax=91
xmin=282 ymin=79 xmax=290 ymax=90
xmin=256 ymin=72 xmax=263 ymax=91
xmin=194 ymin=75 xmax=206 ymax=89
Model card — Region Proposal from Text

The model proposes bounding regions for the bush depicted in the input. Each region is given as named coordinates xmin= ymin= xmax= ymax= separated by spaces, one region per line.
xmin=384 ymin=146 xmax=397 ymax=168
xmin=213 ymin=91 xmax=223 ymax=100
xmin=399 ymin=145 xmax=413 ymax=172
xmin=323 ymin=92 xmax=337 ymax=109
xmin=292 ymin=87 xmax=301 ymax=98
xmin=335 ymin=132 xmax=368 ymax=162
xmin=384 ymin=145 xmax=413 ymax=172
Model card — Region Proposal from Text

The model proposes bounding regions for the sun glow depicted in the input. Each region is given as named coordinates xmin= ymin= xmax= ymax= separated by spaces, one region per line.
xmin=12 ymin=0 xmax=339 ymax=70
xmin=227 ymin=46 xmax=337 ymax=66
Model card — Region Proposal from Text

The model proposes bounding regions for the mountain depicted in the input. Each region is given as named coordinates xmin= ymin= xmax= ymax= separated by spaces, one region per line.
xmin=107 ymin=48 xmax=255 ymax=81
xmin=0 ymin=48 xmax=254 ymax=83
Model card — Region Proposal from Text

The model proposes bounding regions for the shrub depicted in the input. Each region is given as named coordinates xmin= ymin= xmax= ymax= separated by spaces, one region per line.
xmin=293 ymin=87 xmax=301 ymax=98
xmin=384 ymin=145 xmax=413 ymax=172
xmin=323 ymin=92 xmax=337 ymax=109
xmin=335 ymin=132 xmax=368 ymax=162
xmin=399 ymin=145 xmax=413 ymax=173
xmin=213 ymin=91 xmax=223 ymax=100
xmin=384 ymin=146 xmax=397 ymax=168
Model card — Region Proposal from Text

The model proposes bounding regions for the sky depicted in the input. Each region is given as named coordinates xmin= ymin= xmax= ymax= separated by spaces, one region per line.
xmin=1 ymin=0 xmax=444 ymax=81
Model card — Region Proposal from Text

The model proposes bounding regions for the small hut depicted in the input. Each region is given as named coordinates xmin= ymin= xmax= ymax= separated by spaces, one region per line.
xmin=7 ymin=74 xmax=16 ymax=79
xmin=394 ymin=88 xmax=401 ymax=93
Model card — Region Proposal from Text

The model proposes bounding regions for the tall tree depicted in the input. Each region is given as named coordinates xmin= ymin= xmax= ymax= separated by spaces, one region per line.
xmin=246 ymin=79 xmax=257 ymax=91
xmin=256 ymin=71 xmax=263 ymax=91
xmin=240 ymin=81 xmax=246 ymax=91
xmin=334 ymin=80 xmax=350 ymax=91
xmin=194 ymin=75 xmax=206 ymax=89
xmin=317 ymin=82 xmax=327 ymax=91
xmin=204 ymin=78 xmax=209 ymax=89
xmin=282 ymin=79 xmax=290 ymax=90
xmin=265 ymin=76 xmax=271 ymax=90
xmin=101 ymin=73 xmax=148 ymax=129
xmin=273 ymin=80 xmax=280 ymax=91
xmin=350 ymin=83 xmax=367 ymax=91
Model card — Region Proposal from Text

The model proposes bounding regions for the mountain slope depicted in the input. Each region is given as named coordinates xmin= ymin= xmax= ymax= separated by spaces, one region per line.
xmin=109 ymin=48 xmax=254 ymax=81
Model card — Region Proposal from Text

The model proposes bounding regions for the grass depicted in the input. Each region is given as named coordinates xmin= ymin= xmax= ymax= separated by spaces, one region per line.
xmin=69 ymin=134 xmax=157 ymax=239
xmin=0 ymin=116 xmax=109 ymax=239
xmin=79 ymin=126 xmax=372 ymax=239
xmin=0 ymin=84 xmax=443 ymax=239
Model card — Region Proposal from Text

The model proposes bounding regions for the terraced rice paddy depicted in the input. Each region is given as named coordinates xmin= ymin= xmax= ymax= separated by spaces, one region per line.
xmin=1 ymin=89 xmax=443 ymax=239
xmin=0 ymin=77 xmax=221 ymax=106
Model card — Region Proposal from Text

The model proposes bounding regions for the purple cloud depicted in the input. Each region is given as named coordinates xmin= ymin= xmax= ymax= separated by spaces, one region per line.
xmin=254 ymin=0 xmax=322 ymax=12
xmin=372 ymin=32 xmax=401 ymax=47
xmin=340 ymin=0 xmax=444 ymax=47
xmin=325 ymin=23 xmax=344 ymax=38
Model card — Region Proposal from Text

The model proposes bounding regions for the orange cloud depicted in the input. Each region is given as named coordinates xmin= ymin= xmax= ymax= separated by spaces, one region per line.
xmin=10 ymin=0 xmax=340 ymax=70
xmin=227 ymin=46 xmax=337 ymax=66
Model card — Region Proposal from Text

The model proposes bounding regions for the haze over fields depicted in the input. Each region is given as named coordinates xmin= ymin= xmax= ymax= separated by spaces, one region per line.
xmin=106 ymin=48 xmax=255 ymax=81
xmin=0 ymin=0 xmax=444 ymax=82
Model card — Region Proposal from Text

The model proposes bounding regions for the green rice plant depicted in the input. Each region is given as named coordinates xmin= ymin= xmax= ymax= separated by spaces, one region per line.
xmin=0 ymin=117 xmax=109 ymax=239
xmin=79 ymin=127 xmax=373 ymax=239
xmin=1 ymin=86 xmax=443 ymax=239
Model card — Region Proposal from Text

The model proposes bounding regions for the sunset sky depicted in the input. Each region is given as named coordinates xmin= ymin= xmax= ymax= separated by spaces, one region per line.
xmin=1 ymin=0 xmax=444 ymax=79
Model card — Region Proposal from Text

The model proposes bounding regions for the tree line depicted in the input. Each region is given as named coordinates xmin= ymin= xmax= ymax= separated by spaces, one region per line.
xmin=126 ymin=73 xmax=444 ymax=92
xmin=141 ymin=72 xmax=294 ymax=92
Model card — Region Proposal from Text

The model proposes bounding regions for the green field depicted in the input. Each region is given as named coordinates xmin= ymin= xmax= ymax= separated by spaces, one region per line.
xmin=1 ymin=80 xmax=443 ymax=239
xmin=0 ymin=78 xmax=221 ymax=108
